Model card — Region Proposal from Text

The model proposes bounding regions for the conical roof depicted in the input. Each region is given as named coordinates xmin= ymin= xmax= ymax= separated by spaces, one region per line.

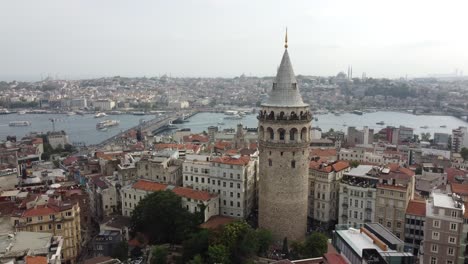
xmin=263 ymin=49 xmax=308 ymax=107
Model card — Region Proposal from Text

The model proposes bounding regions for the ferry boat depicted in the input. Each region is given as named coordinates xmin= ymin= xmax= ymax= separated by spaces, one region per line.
xmin=440 ymin=125 xmax=447 ymax=128
xmin=224 ymin=110 xmax=238 ymax=116
xmin=224 ymin=115 xmax=243 ymax=120
xmin=76 ymin=111 xmax=85 ymax=116
xmin=352 ymin=110 xmax=363 ymax=115
xmin=66 ymin=112 xmax=76 ymax=116
xmin=217 ymin=122 xmax=225 ymax=125
xmin=376 ymin=121 xmax=385 ymax=125
xmin=109 ymin=111 xmax=123 ymax=115
xmin=420 ymin=126 xmax=429 ymax=129
xmin=9 ymin=121 xmax=31 ymax=127
xmin=0 ymin=109 xmax=11 ymax=115
xmin=96 ymin=120 xmax=120 ymax=129
xmin=94 ymin=112 xmax=107 ymax=118
xmin=132 ymin=111 xmax=145 ymax=116
xmin=18 ymin=111 xmax=26 ymax=115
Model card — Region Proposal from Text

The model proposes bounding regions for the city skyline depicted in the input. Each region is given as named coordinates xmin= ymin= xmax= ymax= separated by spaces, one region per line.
xmin=1 ymin=0 xmax=468 ymax=81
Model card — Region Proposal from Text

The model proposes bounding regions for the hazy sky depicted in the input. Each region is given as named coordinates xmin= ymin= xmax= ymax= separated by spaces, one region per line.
xmin=1 ymin=0 xmax=467 ymax=81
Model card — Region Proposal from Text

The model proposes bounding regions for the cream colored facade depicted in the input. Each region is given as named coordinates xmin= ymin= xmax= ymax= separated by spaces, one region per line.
xmin=11 ymin=197 xmax=81 ymax=264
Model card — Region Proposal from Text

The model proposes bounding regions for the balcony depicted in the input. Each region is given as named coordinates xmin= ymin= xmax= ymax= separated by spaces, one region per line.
xmin=342 ymin=202 xmax=348 ymax=209
xmin=341 ymin=214 xmax=348 ymax=220
xmin=365 ymin=207 xmax=372 ymax=212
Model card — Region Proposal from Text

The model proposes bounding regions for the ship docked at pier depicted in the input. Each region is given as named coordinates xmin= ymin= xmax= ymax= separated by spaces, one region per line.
xmin=96 ymin=120 xmax=120 ymax=130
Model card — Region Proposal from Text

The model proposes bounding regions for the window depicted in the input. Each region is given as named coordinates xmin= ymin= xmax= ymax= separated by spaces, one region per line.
xmin=448 ymin=236 xmax=456 ymax=244
xmin=447 ymin=247 xmax=454 ymax=256
xmin=237 ymin=193 xmax=240 ymax=198
xmin=49 ymin=215 xmax=54 ymax=220
xmin=223 ymin=182 xmax=226 ymax=187
xmin=237 ymin=202 xmax=240 ymax=208
xmin=26 ymin=217 xmax=32 ymax=222
xmin=433 ymin=220 xmax=440 ymax=228
xmin=432 ymin=231 xmax=439 ymax=240
xmin=451 ymin=211 xmax=457 ymax=217
xmin=387 ymin=222 xmax=391 ymax=228
xmin=39 ymin=225 xmax=43 ymax=231
xmin=268 ymin=159 xmax=272 ymax=166
xmin=450 ymin=223 xmax=457 ymax=231
xmin=56 ymin=224 xmax=62 ymax=230
xmin=230 ymin=182 xmax=233 ymax=188
xmin=237 ymin=183 xmax=241 ymax=189
xmin=230 ymin=201 xmax=233 ymax=206
xmin=396 ymin=222 xmax=401 ymax=228
xmin=66 ymin=211 xmax=72 ymax=216
xmin=431 ymin=244 xmax=438 ymax=253
xmin=291 ymin=160 xmax=296 ymax=168
xmin=230 ymin=173 xmax=233 ymax=179
xmin=48 ymin=224 xmax=52 ymax=230
xmin=447 ymin=261 xmax=453 ymax=264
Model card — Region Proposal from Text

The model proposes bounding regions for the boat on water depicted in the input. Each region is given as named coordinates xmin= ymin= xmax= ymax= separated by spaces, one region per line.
xmin=352 ymin=110 xmax=363 ymax=115
xmin=9 ymin=121 xmax=31 ymax=127
xmin=440 ymin=125 xmax=447 ymax=128
xmin=376 ymin=121 xmax=385 ymax=125
xmin=66 ymin=112 xmax=76 ymax=116
xmin=76 ymin=111 xmax=85 ymax=116
xmin=217 ymin=122 xmax=225 ymax=125
xmin=109 ymin=111 xmax=123 ymax=115
xmin=18 ymin=111 xmax=26 ymax=115
xmin=132 ymin=111 xmax=145 ymax=116
xmin=420 ymin=126 xmax=429 ymax=129
xmin=94 ymin=112 xmax=107 ymax=118
xmin=0 ymin=109 xmax=11 ymax=115
xmin=96 ymin=120 xmax=120 ymax=129
xmin=224 ymin=115 xmax=243 ymax=120
xmin=224 ymin=110 xmax=238 ymax=116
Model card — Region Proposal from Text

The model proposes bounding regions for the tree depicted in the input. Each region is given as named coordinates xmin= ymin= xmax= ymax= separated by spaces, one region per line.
xmin=420 ymin=132 xmax=431 ymax=142
xmin=151 ymin=245 xmax=168 ymax=264
xmin=303 ymin=232 xmax=328 ymax=258
xmin=130 ymin=191 xmax=200 ymax=244
xmin=256 ymin=229 xmax=273 ymax=256
xmin=182 ymin=229 xmax=211 ymax=262
xmin=188 ymin=255 xmax=204 ymax=264
xmin=461 ymin=147 xmax=468 ymax=161
xmin=111 ymin=241 xmax=128 ymax=261
xmin=208 ymin=245 xmax=230 ymax=264
xmin=349 ymin=160 xmax=360 ymax=168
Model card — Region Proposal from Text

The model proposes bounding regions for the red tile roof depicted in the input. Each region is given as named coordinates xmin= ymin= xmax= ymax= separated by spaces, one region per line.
xmin=31 ymin=138 xmax=43 ymax=145
xmin=406 ymin=200 xmax=426 ymax=217
xmin=309 ymin=160 xmax=349 ymax=173
xmin=26 ymin=256 xmax=47 ymax=264
xmin=183 ymin=134 xmax=209 ymax=143
xmin=323 ymin=253 xmax=348 ymax=264
xmin=451 ymin=183 xmax=468 ymax=196
xmin=173 ymin=186 xmax=217 ymax=201
xmin=22 ymin=206 xmax=56 ymax=217
xmin=212 ymin=155 xmax=251 ymax=165
xmin=132 ymin=180 xmax=167 ymax=192
xmin=200 ymin=215 xmax=236 ymax=229
xmin=446 ymin=167 xmax=467 ymax=184
xmin=310 ymin=148 xmax=337 ymax=158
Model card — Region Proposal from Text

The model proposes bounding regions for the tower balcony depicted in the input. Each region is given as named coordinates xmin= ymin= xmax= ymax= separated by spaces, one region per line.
xmin=257 ymin=114 xmax=312 ymax=123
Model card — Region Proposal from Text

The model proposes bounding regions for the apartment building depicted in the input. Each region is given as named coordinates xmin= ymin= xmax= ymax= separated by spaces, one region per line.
xmin=419 ymin=192 xmax=464 ymax=264
xmin=338 ymin=165 xmax=379 ymax=227
xmin=121 ymin=180 xmax=218 ymax=222
xmin=375 ymin=166 xmax=415 ymax=239
xmin=136 ymin=152 xmax=182 ymax=186
xmin=11 ymin=196 xmax=81 ymax=264
xmin=452 ymin=127 xmax=468 ymax=153
xmin=404 ymin=200 xmax=426 ymax=256
xmin=309 ymin=160 xmax=350 ymax=229
xmin=182 ymin=154 xmax=258 ymax=219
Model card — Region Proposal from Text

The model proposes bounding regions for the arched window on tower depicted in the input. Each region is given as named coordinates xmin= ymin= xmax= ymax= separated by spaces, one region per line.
xmin=267 ymin=127 xmax=274 ymax=140
xmin=290 ymin=128 xmax=298 ymax=141
xmin=279 ymin=111 xmax=285 ymax=120
xmin=290 ymin=111 xmax=298 ymax=120
xmin=291 ymin=160 xmax=296 ymax=168
xmin=268 ymin=111 xmax=275 ymax=120
xmin=278 ymin=128 xmax=285 ymax=141
xmin=301 ymin=127 xmax=308 ymax=141
xmin=268 ymin=159 xmax=272 ymax=167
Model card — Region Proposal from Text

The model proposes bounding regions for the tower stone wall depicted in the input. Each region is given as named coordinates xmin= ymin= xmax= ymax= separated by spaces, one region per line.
xmin=258 ymin=45 xmax=311 ymax=241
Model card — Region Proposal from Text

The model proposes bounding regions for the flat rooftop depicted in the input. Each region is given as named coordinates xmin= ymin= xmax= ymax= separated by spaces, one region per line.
xmin=336 ymin=228 xmax=397 ymax=257
xmin=345 ymin=165 xmax=374 ymax=178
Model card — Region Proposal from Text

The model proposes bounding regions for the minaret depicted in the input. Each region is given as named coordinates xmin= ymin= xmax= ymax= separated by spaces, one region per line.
xmin=257 ymin=31 xmax=311 ymax=241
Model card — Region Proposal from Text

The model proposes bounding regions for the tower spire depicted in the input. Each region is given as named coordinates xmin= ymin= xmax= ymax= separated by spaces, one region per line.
xmin=284 ymin=28 xmax=288 ymax=49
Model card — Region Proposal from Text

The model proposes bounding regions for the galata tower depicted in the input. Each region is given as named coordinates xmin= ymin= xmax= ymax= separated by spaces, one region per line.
xmin=258 ymin=32 xmax=311 ymax=241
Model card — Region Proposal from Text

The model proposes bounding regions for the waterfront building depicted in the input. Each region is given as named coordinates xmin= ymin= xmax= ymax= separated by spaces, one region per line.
xmin=92 ymin=99 xmax=115 ymax=111
xmin=452 ymin=127 xmax=468 ymax=153
xmin=419 ymin=192 xmax=464 ymax=264
xmin=332 ymin=223 xmax=414 ymax=264
xmin=434 ymin=132 xmax=450 ymax=149
xmin=404 ymin=199 xmax=426 ymax=256
xmin=47 ymin=131 xmax=70 ymax=149
xmin=258 ymin=35 xmax=312 ymax=241
xmin=182 ymin=154 xmax=258 ymax=219
xmin=11 ymin=196 xmax=81 ymax=264
xmin=121 ymin=180 xmax=218 ymax=222
xmin=346 ymin=126 xmax=373 ymax=147
xmin=309 ymin=160 xmax=350 ymax=229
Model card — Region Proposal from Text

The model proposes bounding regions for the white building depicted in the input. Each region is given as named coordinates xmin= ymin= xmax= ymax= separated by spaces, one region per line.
xmin=93 ymin=99 xmax=115 ymax=111
xmin=47 ymin=131 xmax=69 ymax=149
xmin=338 ymin=165 xmax=380 ymax=227
xmin=182 ymin=154 xmax=258 ymax=219
xmin=452 ymin=127 xmax=468 ymax=153
xmin=121 ymin=180 xmax=219 ymax=222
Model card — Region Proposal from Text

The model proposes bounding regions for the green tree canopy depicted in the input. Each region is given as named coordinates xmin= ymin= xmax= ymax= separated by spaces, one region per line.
xmin=208 ymin=244 xmax=230 ymax=264
xmin=151 ymin=245 xmax=168 ymax=264
xmin=461 ymin=147 xmax=468 ymax=161
xmin=182 ymin=229 xmax=211 ymax=262
xmin=420 ymin=132 xmax=431 ymax=142
xmin=290 ymin=232 xmax=328 ymax=259
xmin=130 ymin=191 xmax=200 ymax=244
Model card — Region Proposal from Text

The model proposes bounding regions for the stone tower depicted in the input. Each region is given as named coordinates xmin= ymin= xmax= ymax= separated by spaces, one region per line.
xmin=258 ymin=34 xmax=311 ymax=241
